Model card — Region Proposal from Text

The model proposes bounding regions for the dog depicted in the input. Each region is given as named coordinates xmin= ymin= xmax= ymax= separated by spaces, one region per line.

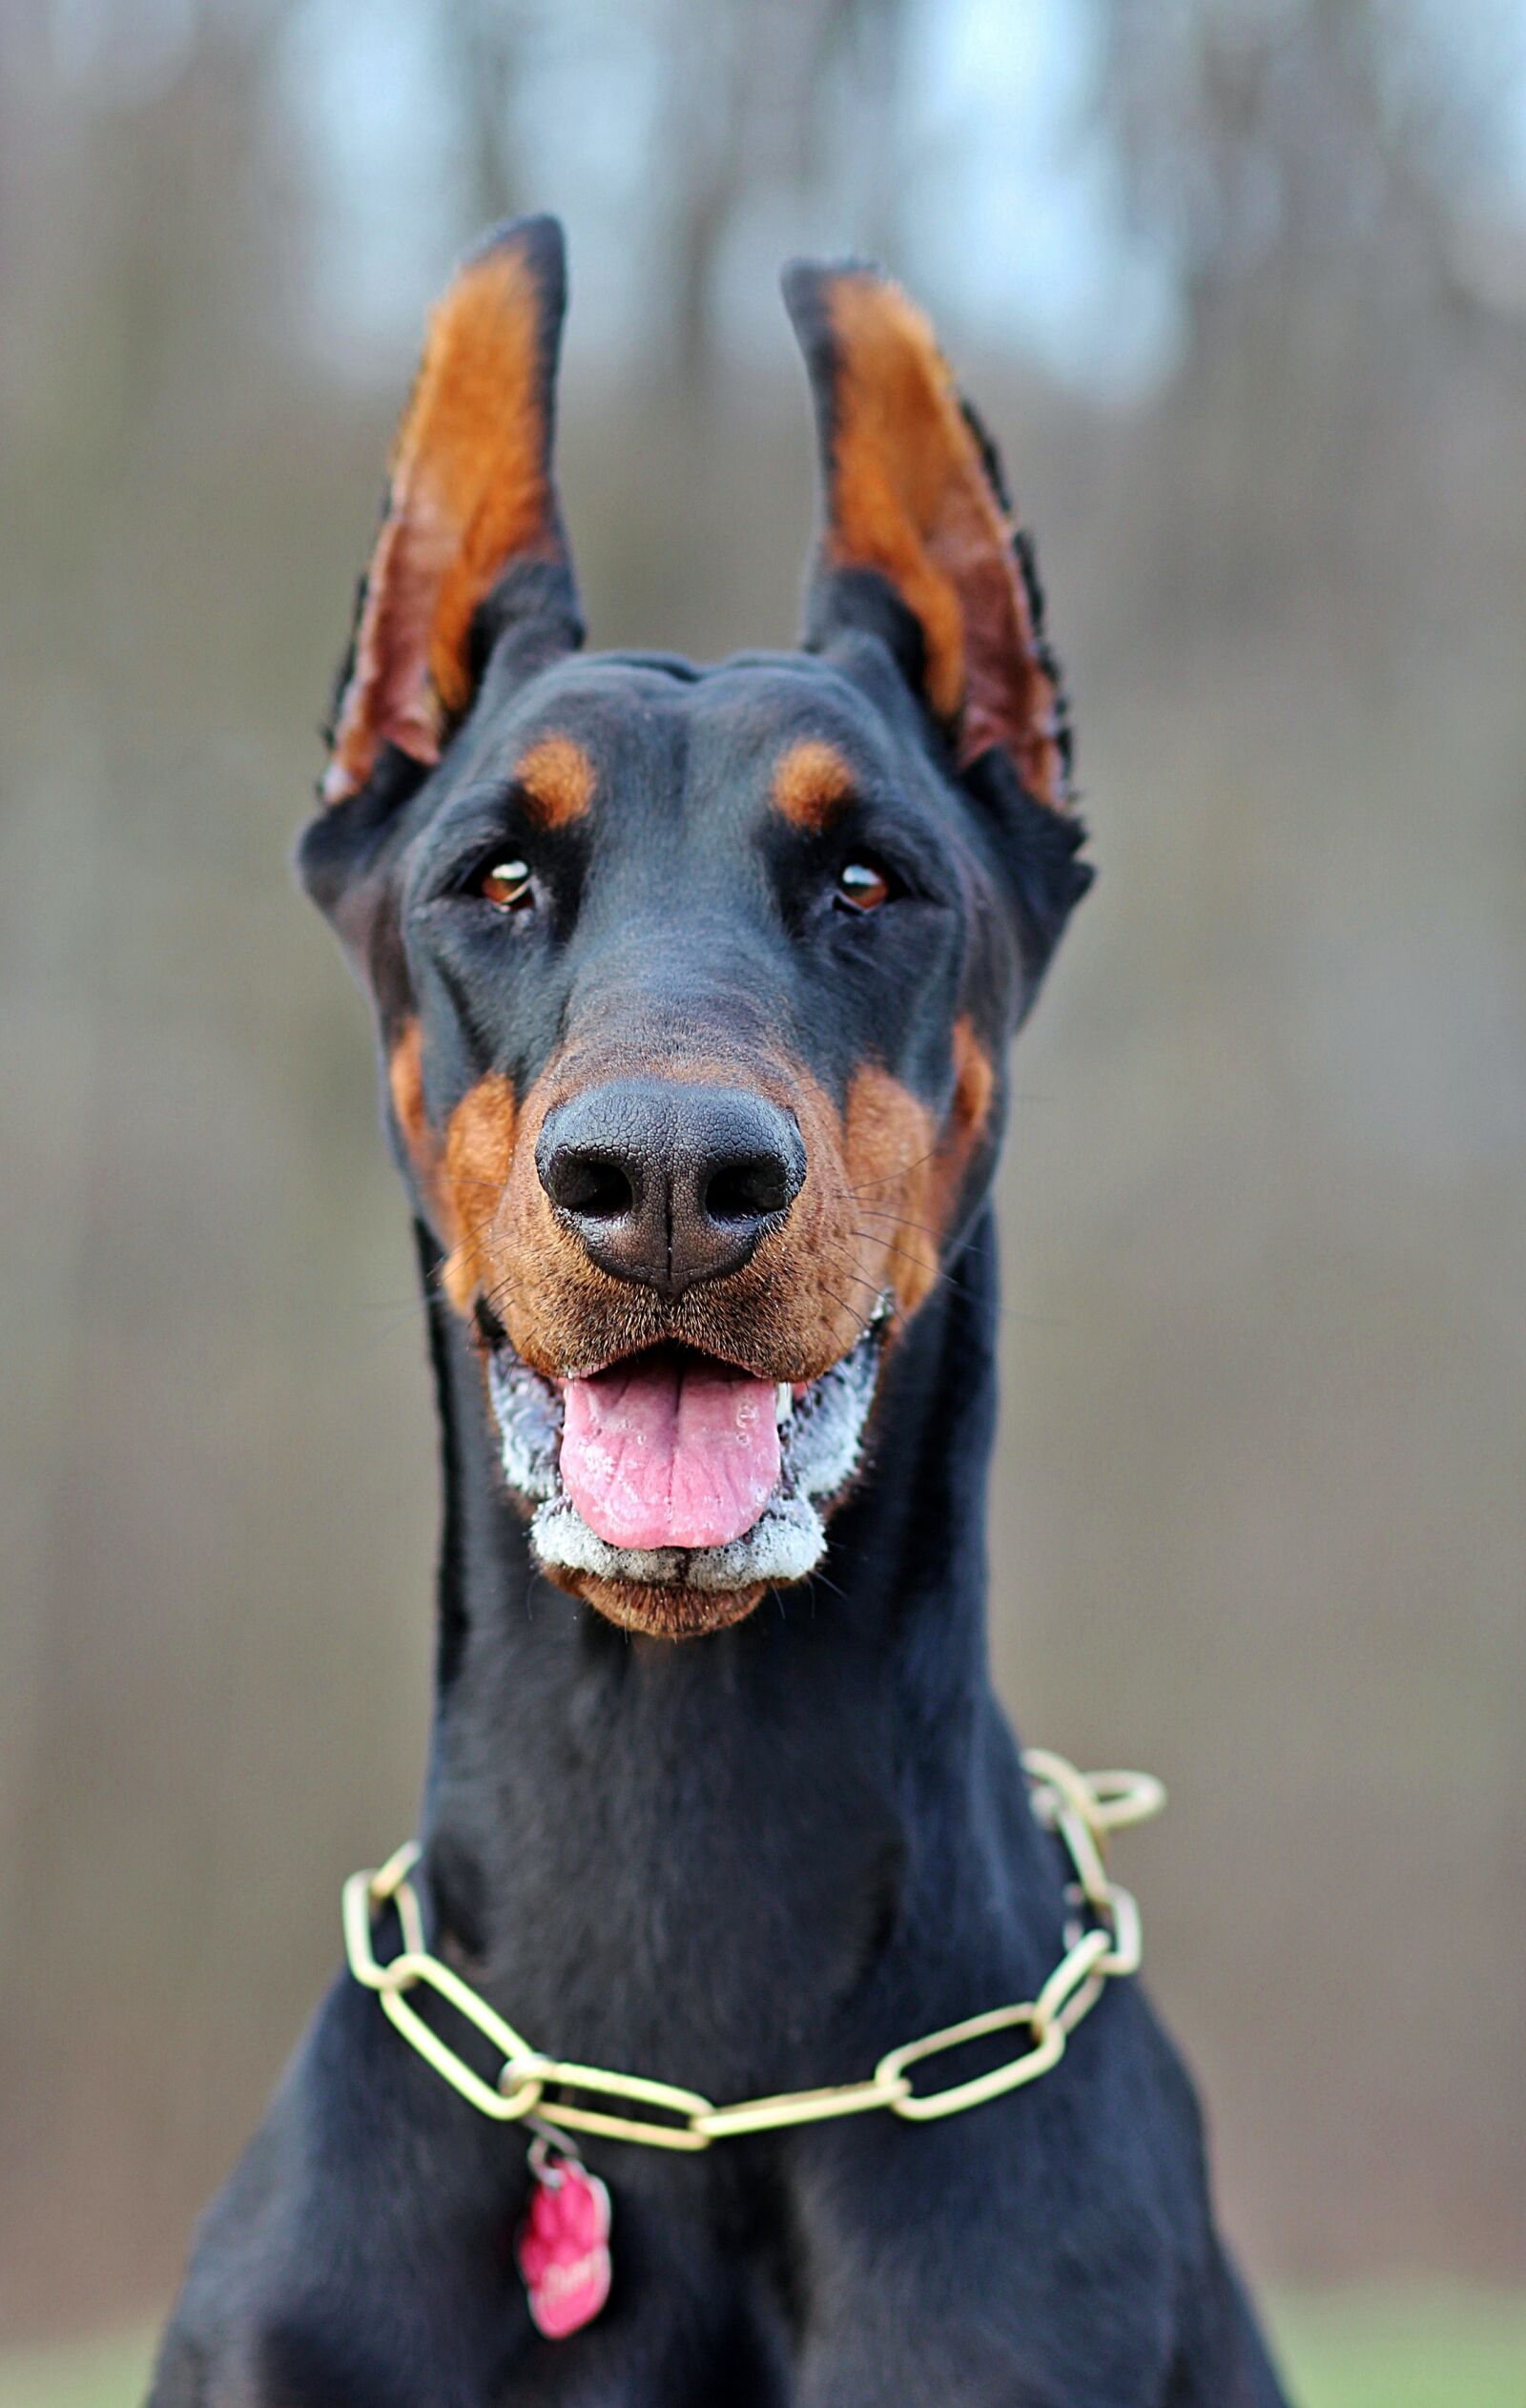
xmin=149 ymin=216 xmax=1289 ymax=2407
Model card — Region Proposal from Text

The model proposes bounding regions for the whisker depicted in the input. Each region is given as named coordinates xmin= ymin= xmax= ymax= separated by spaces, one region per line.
xmin=476 ymin=1275 xmax=532 ymax=1328
xmin=800 ymin=1564 xmax=848 ymax=1606
xmin=817 ymin=1286 xmax=874 ymax=1341
xmin=847 ymin=1204 xmax=945 ymax=1242
xmin=848 ymin=1229 xmax=932 ymax=1279
xmin=817 ymin=1253 xmax=892 ymax=1298
xmin=847 ymin=1146 xmax=939 ymax=1196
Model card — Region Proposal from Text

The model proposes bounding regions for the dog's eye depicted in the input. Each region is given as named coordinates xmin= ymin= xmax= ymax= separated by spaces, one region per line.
xmin=481 ymin=858 xmax=534 ymax=913
xmin=835 ymin=859 xmax=893 ymax=914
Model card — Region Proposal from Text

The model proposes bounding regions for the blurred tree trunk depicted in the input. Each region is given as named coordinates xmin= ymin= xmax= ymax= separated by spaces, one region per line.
xmin=445 ymin=0 xmax=526 ymax=232
xmin=657 ymin=0 xmax=913 ymax=390
xmin=1095 ymin=0 xmax=1526 ymax=595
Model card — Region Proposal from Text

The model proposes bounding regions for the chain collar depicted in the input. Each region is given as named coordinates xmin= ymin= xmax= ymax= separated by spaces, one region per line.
xmin=342 ymin=1749 xmax=1164 ymax=2151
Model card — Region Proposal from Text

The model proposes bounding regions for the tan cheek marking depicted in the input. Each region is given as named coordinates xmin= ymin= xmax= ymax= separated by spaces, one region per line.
xmin=839 ymin=1022 xmax=995 ymax=1324
xmin=447 ymin=1039 xmax=982 ymax=1381
xmin=441 ymin=1073 xmax=519 ymax=1313
xmin=387 ymin=1019 xmax=428 ymax=1164
xmin=516 ymin=732 xmax=595 ymax=828
xmin=387 ymin=1020 xmax=454 ymax=1237
xmin=842 ymin=1063 xmax=940 ymax=1317
xmin=452 ymin=1059 xmax=619 ymax=1367
xmin=927 ymin=1015 xmax=995 ymax=1233
xmin=771 ymin=738 xmax=855 ymax=832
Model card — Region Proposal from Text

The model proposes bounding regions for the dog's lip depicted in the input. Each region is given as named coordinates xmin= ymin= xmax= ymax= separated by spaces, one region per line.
xmin=471 ymin=1290 xmax=845 ymax=1390
xmin=553 ymin=1343 xmax=804 ymax=1388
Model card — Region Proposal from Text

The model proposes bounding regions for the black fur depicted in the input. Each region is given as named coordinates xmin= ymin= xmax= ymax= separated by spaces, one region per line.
xmin=149 ymin=223 xmax=1290 ymax=2408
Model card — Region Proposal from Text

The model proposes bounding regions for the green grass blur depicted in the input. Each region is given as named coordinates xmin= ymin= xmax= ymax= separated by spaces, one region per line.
xmin=4 ymin=2293 xmax=1521 ymax=2408
xmin=1269 ymin=2289 xmax=1526 ymax=2408
xmin=0 ymin=2331 xmax=154 ymax=2408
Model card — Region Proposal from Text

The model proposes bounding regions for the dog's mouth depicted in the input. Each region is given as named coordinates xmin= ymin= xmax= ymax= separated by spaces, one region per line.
xmin=485 ymin=1309 xmax=889 ymax=1597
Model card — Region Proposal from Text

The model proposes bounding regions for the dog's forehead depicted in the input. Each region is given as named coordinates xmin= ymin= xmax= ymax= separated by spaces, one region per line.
xmin=464 ymin=648 xmax=915 ymax=811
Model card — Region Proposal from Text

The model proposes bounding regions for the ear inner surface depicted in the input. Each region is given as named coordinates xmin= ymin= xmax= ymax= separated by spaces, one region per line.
xmin=324 ymin=216 xmax=575 ymax=806
xmin=783 ymin=260 xmax=1070 ymax=813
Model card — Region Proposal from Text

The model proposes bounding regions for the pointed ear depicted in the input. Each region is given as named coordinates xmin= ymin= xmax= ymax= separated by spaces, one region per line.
xmin=782 ymin=260 xmax=1071 ymax=813
xmin=322 ymin=216 xmax=582 ymax=807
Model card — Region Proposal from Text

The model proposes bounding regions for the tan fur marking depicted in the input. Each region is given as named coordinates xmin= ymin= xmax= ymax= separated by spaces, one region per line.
xmin=388 ymin=1020 xmax=428 ymax=1164
xmin=436 ymin=1025 xmax=996 ymax=1637
xmin=818 ymin=274 xmax=1068 ymax=810
xmin=441 ymin=1031 xmax=993 ymax=1369
xmin=386 ymin=1019 xmax=453 ymax=1234
xmin=553 ymin=1569 xmax=766 ymax=1640
xmin=841 ymin=1064 xmax=940 ymax=1317
xmin=516 ymin=733 xmax=595 ymax=828
xmin=442 ymin=1073 xmax=519 ymax=1313
xmin=326 ymin=241 xmax=558 ymax=804
xmin=771 ymin=738 xmax=855 ymax=833
xmin=927 ymin=1015 xmax=996 ymax=1237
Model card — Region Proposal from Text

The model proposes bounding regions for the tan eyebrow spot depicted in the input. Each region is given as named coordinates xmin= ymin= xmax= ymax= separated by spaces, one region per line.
xmin=771 ymin=738 xmax=856 ymax=832
xmin=516 ymin=733 xmax=595 ymax=828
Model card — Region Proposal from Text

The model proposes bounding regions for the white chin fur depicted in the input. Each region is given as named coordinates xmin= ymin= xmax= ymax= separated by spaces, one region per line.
xmin=485 ymin=1314 xmax=887 ymax=1593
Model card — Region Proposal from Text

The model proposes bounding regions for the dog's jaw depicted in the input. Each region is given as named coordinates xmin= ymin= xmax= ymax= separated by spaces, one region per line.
xmin=485 ymin=1310 xmax=889 ymax=1636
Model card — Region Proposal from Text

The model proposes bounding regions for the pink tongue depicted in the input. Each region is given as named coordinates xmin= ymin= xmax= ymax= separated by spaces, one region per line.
xmin=560 ymin=1353 xmax=781 ymax=1551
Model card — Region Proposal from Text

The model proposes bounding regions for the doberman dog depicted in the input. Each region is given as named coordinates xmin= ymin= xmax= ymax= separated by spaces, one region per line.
xmin=150 ymin=217 xmax=1289 ymax=2407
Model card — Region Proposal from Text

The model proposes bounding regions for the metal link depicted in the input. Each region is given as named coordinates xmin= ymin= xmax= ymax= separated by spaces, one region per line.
xmin=342 ymin=1753 xmax=1161 ymax=2148
xmin=369 ymin=1838 xmax=423 ymax=1903
xmin=879 ymin=2002 xmax=1065 ymax=2120
xmin=379 ymin=1992 xmax=546 ymax=2123
xmin=1032 ymin=1927 xmax=1111 ymax=2037
xmin=1023 ymin=1752 xmax=1112 ymax=1908
xmin=1076 ymin=1770 xmax=1167 ymax=1831
xmin=1052 ymin=1968 xmax=1107 ymax=2037
xmin=341 ymin=1863 xmax=425 ymax=1990
xmin=379 ymin=1946 xmax=545 ymax=2121
xmin=697 ymin=2073 xmax=911 ymax=2139
xmin=526 ymin=2059 xmax=716 ymax=2152
xmin=1022 ymin=1756 xmax=1165 ymax=1834
xmin=1094 ymin=1883 xmax=1142 ymax=1978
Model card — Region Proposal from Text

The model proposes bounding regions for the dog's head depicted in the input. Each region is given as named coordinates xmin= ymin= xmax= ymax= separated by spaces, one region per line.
xmin=300 ymin=217 xmax=1089 ymax=1639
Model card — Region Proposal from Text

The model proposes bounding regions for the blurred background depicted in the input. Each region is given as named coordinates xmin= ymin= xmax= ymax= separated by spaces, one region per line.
xmin=3 ymin=1 xmax=1524 ymax=2398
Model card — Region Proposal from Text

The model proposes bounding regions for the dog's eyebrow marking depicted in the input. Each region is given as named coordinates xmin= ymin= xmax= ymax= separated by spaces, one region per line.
xmin=515 ymin=733 xmax=596 ymax=827
xmin=771 ymin=738 xmax=856 ymax=832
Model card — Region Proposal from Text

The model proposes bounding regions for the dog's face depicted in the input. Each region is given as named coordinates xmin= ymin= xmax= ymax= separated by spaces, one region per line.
xmin=301 ymin=219 xmax=1088 ymax=1638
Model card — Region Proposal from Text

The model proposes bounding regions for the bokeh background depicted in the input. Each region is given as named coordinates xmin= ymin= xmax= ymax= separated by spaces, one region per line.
xmin=3 ymin=1 xmax=1524 ymax=2398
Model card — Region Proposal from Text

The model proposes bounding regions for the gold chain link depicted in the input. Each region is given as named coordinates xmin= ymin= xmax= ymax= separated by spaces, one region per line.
xmin=341 ymin=1752 xmax=1163 ymax=2150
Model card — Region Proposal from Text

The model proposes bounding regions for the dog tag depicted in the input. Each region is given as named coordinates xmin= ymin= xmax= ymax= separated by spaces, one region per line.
xmin=516 ymin=2138 xmax=612 ymax=2339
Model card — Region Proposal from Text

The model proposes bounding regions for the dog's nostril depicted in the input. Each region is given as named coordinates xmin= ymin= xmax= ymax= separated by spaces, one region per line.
xmin=545 ymin=1151 xmax=635 ymax=1222
xmin=536 ymin=1081 xmax=805 ymax=1297
xmin=704 ymin=1155 xmax=794 ymax=1225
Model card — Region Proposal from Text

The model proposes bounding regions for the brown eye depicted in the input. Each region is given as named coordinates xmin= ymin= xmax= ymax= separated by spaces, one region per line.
xmin=835 ymin=859 xmax=892 ymax=913
xmin=481 ymin=858 xmax=534 ymax=912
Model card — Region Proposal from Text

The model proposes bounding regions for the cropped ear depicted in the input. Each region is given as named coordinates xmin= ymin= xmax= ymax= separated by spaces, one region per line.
xmin=782 ymin=260 xmax=1071 ymax=813
xmin=322 ymin=216 xmax=581 ymax=807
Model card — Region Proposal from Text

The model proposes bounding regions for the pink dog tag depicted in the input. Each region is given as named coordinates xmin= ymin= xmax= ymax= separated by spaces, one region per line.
xmin=516 ymin=2142 xmax=612 ymax=2338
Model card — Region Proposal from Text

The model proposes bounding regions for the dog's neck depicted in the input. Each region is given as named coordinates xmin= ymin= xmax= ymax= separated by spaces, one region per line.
xmin=411 ymin=1204 xmax=1059 ymax=2100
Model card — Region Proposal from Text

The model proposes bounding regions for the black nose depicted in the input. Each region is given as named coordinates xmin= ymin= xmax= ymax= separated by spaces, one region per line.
xmin=535 ymin=1079 xmax=806 ymax=1299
